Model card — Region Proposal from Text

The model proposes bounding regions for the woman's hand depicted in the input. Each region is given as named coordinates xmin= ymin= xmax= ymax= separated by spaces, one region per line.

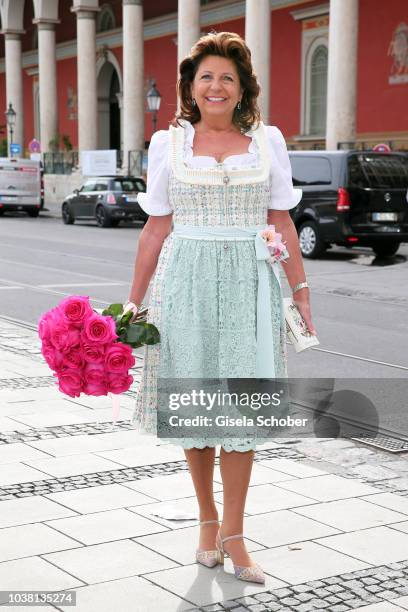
xmin=292 ymin=288 xmax=317 ymax=335
xmin=123 ymin=302 xmax=148 ymax=324
xmin=123 ymin=302 xmax=139 ymax=324
xmin=267 ymin=212 xmax=317 ymax=335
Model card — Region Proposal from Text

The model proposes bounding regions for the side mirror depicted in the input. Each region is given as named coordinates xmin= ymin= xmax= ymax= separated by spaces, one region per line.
xmin=74 ymin=188 xmax=79 ymax=195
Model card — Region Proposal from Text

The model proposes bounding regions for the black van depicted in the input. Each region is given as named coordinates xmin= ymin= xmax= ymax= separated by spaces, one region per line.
xmin=288 ymin=151 xmax=408 ymax=258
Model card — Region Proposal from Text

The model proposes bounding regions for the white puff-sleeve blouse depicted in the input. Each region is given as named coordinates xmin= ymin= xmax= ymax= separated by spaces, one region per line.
xmin=137 ymin=121 xmax=302 ymax=216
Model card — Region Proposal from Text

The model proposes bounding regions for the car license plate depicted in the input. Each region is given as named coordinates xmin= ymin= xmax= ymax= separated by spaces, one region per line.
xmin=372 ymin=212 xmax=398 ymax=222
xmin=126 ymin=196 xmax=138 ymax=203
xmin=2 ymin=196 xmax=17 ymax=202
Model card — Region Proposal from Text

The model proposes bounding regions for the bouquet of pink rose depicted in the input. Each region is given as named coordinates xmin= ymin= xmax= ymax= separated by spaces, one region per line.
xmin=260 ymin=224 xmax=289 ymax=265
xmin=38 ymin=296 xmax=159 ymax=400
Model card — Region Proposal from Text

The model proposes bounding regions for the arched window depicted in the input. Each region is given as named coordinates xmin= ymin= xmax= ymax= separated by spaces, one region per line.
xmin=309 ymin=45 xmax=328 ymax=135
xmin=97 ymin=4 xmax=116 ymax=33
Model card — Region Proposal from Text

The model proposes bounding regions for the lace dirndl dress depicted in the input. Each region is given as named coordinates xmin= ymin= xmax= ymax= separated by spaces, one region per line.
xmin=131 ymin=119 xmax=302 ymax=452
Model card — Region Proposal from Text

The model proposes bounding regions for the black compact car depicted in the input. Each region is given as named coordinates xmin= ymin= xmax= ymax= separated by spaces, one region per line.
xmin=288 ymin=151 xmax=408 ymax=258
xmin=62 ymin=176 xmax=147 ymax=227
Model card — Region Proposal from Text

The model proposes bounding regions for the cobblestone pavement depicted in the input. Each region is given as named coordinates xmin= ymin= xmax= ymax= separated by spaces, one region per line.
xmin=0 ymin=316 xmax=407 ymax=612
xmin=185 ymin=562 xmax=408 ymax=610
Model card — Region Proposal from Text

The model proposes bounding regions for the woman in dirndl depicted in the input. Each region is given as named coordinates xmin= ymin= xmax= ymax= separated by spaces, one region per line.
xmin=125 ymin=31 xmax=316 ymax=584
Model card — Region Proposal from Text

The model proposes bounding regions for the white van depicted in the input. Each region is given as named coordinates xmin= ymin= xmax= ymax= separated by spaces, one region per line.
xmin=0 ymin=158 xmax=42 ymax=217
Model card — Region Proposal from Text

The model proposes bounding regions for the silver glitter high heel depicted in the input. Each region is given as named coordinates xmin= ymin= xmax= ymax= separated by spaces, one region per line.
xmin=196 ymin=519 xmax=223 ymax=568
xmin=216 ymin=531 xmax=265 ymax=584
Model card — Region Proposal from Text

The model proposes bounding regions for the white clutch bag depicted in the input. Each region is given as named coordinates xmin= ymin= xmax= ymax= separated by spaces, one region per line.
xmin=283 ymin=297 xmax=320 ymax=353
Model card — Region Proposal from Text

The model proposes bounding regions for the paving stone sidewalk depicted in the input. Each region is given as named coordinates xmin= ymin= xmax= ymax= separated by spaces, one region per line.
xmin=0 ymin=315 xmax=407 ymax=612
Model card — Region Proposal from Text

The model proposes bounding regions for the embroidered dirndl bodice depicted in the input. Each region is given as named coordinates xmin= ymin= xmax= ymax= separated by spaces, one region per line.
xmin=168 ymin=119 xmax=271 ymax=225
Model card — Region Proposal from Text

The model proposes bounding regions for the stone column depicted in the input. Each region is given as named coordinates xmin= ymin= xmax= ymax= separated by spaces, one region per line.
xmin=245 ymin=0 xmax=271 ymax=123
xmin=123 ymin=0 xmax=144 ymax=173
xmin=116 ymin=91 xmax=124 ymax=152
xmin=34 ymin=21 xmax=58 ymax=152
xmin=4 ymin=32 xmax=24 ymax=154
xmin=326 ymin=0 xmax=359 ymax=149
xmin=72 ymin=7 xmax=98 ymax=151
xmin=177 ymin=0 xmax=200 ymax=65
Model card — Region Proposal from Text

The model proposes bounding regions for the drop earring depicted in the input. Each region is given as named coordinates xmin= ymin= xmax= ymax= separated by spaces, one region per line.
xmin=237 ymin=100 xmax=241 ymax=111
xmin=192 ymin=98 xmax=196 ymax=107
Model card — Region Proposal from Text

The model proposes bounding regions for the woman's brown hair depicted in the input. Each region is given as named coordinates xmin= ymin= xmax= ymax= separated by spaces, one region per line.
xmin=173 ymin=31 xmax=261 ymax=133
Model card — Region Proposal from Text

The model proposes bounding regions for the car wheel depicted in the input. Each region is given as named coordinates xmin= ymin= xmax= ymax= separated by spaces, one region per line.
xmin=0 ymin=210 xmax=4 ymax=216
xmin=27 ymin=209 xmax=40 ymax=218
xmin=62 ymin=203 xmax=75 ymax=224
xmin=372 ymin=241 xmax=400 ymax=257
xmin=95 ymin=205 xmax=112 ymax=228
xmin=298 ymin=220 xmax=326 ymax=259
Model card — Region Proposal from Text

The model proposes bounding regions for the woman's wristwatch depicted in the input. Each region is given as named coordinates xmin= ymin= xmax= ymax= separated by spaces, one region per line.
xmin=291 ymin=281 xmax=309 ymax=294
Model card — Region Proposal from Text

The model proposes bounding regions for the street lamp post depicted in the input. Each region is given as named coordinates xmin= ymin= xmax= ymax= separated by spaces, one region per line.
xmin=5 ymin=103 xmax=16 ymax=157
xmin=146 ymin=81 xmax=161 ymax=135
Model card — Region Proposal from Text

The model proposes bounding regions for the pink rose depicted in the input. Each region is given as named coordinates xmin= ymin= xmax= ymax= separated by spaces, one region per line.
xmin=42 ymin=344 xmax=64 ymax=371
xmin=62 ymin=348 xmax=86 ymax=370
xmin=83 ymin=362 xmax=105 ymax=380
xmin=38 ymin=308 xmax=58 ymax=342
xmin=105 ymin=343 xmax=135 ymax=373
xmin=82 ymin=363 xmax=107 ymax=397
xmin=82 ymin=342 xmax=105 ymax=364
xmin=261 ymin=226 xmax=278 ymax=245
xmin=50 ymin=321 xmax=81 ymax=354
xmin=106 ymin=372 xmax=133 ymax=394
xmin=55 ymin=368 xmax=83 ymax=398
xmin=261 ymin=225 xmax=283 ymax=251
xmin=83 ymin=314 xmax=118 ymax=345
xmin=58 ymin=295 xmax=94 ymax=328
xmin=83 ymin=380 xmax=108 ymax=396
xmin=261 ymin=225 xmax=288 ymax=263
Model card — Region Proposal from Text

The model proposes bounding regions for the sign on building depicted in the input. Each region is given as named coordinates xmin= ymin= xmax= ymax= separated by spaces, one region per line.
xmin=28 ymin=139 xmax=41 ymax=153
xmin=373 ymin=143 xmax=391 ymax=152
xmin=10 ymin=143 xmax=21 ymax=157
xmin=81 ymin=150 xmax=117 ymax=176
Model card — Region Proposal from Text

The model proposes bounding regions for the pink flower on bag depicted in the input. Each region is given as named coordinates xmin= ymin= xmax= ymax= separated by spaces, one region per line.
xmin=54 ymin=367 xmax=83 ymax=398
xmin=261 ymin=227 xmax=278 ymax=244
xmin=82 ymin=342 xmax=105 ymax=364
xmin=58 ymin=295 xmax=94 ymax=327
xmin=106 ymin=372 xmax=133 ymax=394
xmin=105 ymin=343 xmax=135 ymax=373
xmin=82 ymin=314 xmax=118 ymax=344
xmin=260 ymin=225 xmax=289 ymax=264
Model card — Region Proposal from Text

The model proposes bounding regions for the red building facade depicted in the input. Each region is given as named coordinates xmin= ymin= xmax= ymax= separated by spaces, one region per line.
xmin=0 ymin=0 xmax=406 ymax=154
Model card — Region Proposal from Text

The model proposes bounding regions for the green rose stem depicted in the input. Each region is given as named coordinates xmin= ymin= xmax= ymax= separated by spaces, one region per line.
xmin=100 ymin=303 xmax=160 ymax=350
